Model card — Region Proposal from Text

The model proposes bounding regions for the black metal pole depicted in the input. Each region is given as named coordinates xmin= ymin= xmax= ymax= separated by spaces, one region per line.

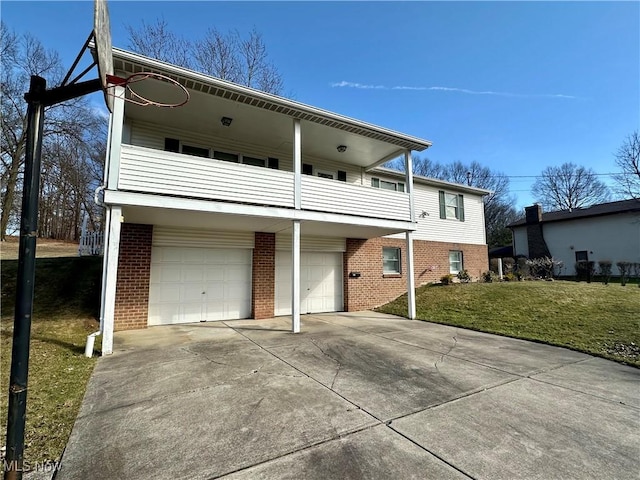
xmin=4 ymin=75 xmax=46 ymax=480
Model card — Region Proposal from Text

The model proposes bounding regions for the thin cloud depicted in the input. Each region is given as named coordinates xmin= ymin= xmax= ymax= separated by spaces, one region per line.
xmin=331 ymin=81 xmax=577 ymax=99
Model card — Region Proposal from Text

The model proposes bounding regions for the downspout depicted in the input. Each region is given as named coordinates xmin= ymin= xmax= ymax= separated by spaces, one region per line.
xmin=84 ymin=186 xmax=107 ymax=357
xmin=85 ymin=109 xmax=114 ymax=357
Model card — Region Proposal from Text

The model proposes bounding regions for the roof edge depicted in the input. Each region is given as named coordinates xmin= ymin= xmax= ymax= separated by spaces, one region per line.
xmin=111 ymin=47 xmax=433 ymax=152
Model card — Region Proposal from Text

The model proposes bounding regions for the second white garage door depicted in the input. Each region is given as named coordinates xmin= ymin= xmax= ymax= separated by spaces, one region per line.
xmin=148 ymin=246 xmax=251 ymax=325
xmin=274 ymin=251 xmax=343 ymax=316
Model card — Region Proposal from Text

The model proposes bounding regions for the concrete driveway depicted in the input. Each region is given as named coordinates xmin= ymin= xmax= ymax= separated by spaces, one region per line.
xmin=58 ymin=312 xmax=639 ymax=480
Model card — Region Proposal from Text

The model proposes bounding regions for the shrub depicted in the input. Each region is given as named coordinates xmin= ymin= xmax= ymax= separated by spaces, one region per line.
xmin=457 ymin=269 xmax=471 ymax=283
xmin=481 ymin=271 xmax=499 ymax=283
xmin=503 ymin=257 xmax=515 ymax=274
xmin=598 ymin=260 xmax=612 ymax=285
xmin=515 ymin=257 xmax=530 ymax=280
xmin=527 ymin=257 xmax=564 ymax=279
xmin=503 ymin=272 xmax=517 ymax=282
xmin=440 ymin=274 xmax=454 ymax=285
xmin=632 ymin=263 xmax=640 ymax=287
xmin=617 ymin=261 xmax=632 ymax=286
xmin=575 ymin=260 xmax=595 ymax=283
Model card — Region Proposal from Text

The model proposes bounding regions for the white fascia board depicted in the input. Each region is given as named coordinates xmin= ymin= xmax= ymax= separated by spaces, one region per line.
xmin=103 ymin=190 xmax=417 ymax=231
xmin=111 ymin=47 xmax=433 ymax=152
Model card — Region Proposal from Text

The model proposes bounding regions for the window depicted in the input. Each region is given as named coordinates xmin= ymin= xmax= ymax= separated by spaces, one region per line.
xmin=575 ymin=251 xmax=588 ymax=262
xmin=317 ymin=170 xmax=334 ymax=179
xmin=181 ymin=144 xmax=210 ymax=158
xmin=302 ymin=163 xmax=313 ymax=175
xmin=371 ymin=177 xmax=405 ymax=192
xmin=383 ymin=247 xmax=401 ymax=274
xmin=439 ymin=191 xmax=465 ymax=221
xmin=242 ymin=156 xmax=266 ymax=167
xmin=214 ymin=150 xmax=239 ymax=163
xmin=449 ymin=251 xmax=463 ymax=274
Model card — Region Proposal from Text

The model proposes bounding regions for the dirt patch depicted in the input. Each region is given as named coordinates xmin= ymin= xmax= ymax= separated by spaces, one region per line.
xmin=1 ymin=236 xmax=80 ymax=260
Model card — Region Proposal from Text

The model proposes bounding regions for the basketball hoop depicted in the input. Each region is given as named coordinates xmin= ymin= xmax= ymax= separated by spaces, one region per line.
xmin=105 ymin=72 xmax=190 ymax=108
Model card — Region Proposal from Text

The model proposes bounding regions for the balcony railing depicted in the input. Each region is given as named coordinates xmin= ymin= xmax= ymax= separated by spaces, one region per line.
xmin=118 ymin=144 xmax=410 ymax=221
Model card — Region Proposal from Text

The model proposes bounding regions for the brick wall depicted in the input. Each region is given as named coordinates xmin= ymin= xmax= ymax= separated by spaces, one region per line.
xmin=114 ymin=223 xmax=153 ymax=331
xmin=252 ymin=232 xmax=275 ymax=319
xmin=344 ymin=237 xmax=488 ymax=311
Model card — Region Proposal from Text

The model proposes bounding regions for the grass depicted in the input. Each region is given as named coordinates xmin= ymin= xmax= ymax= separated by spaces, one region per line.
xmin=1 ymin=256 xmax=103 ymax=464
xmin=378 ymin=280 xmax=640 ymax=367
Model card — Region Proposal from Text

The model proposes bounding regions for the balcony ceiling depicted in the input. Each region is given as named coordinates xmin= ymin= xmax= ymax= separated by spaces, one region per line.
xmin=111 ymin=48 xmax=432 ymax=169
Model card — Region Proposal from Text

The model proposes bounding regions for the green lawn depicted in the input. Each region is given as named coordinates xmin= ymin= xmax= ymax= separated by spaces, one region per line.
xmin=1 ymin=257 xmax=102 ymax=464
xmin=378 ymin=280 xmax=640 ymax=367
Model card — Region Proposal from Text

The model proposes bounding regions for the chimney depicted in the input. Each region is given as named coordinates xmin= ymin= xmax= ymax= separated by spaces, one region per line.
xmin=525 ymin=204 xmax=543 ymax=225
xmin=524 ymin=204 xmax=551 ymax=258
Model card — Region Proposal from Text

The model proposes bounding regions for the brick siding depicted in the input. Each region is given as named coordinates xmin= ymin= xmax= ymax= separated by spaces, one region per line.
xmin=114 ymin=223 xmax=153 ymax=331
xmin=252 ymin=232 xmax=275 ymax=319
xmin=344 ymin=237 xmax=488 ymax=311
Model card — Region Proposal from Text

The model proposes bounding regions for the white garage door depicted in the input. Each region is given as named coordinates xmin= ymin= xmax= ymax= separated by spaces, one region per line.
xmin=148 ymin=246 xmax=251 ymax=325
xmin=275 ymin=251 xmax=343 ymax=316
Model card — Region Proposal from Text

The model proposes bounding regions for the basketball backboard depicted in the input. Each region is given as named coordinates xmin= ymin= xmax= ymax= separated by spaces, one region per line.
xmin=94 ymin=0 xmax=114 ymax=112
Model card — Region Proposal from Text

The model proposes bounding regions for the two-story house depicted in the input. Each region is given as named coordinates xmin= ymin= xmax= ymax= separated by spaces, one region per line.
xmin=96 ymin=47 xmax=489 ymax=355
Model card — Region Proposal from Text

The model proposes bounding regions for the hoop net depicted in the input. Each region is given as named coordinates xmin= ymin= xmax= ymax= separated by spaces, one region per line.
xmin=105 ymin=72 xmax=190 ymax=108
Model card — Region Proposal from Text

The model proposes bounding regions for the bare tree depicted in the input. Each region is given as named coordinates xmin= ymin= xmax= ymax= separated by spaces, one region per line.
xmin=612 ymin=131 xmax=640 ymax=199
xmin=127 ymin=19 xmax=284 ymax=95
xmin=531 ymin=162 xmax=611 ymax=211
xmin=126 ymin=18 xmax=192 ymax=68
xmin=1 ymin=22 xmax=105 ymax=241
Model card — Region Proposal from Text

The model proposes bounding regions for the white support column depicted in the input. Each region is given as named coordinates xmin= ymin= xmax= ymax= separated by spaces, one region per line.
xmin=291 ymin=219 xmax=301 ymax=333
xmin=101 ymin=205 xmax=122 ymax=355
xmin=406 ymin=230 xmax=416 ymax=320
xmin=293 ymin=119 xmax=302 ymax=210
xmin=107 ymin=86 xmax=126 ymax=190
xmin=404 ymin=150 xmax=415 ymax=222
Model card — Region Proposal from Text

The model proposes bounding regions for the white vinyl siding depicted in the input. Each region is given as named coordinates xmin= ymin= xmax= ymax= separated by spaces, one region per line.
xmin=119 ymin=144 xmax=295 ymax=208
xmin=275 ymin=235 xmax=346 ymax=252
xmin=301 ymin=174 xmax=410 ymax=221
xmin=387 ymin=183 xmax=486 ymax=245
xmin=153 ymin=227 xmax=254 ymax=248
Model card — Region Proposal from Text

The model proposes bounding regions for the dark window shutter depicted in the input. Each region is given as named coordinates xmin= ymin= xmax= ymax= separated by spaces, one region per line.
xmin=268 ymin=157 xmax=279 ymax=169
xmin=439 ymin=190 xmax=446 ymax=219
xmin=337 ymin=170 xmax=347 ymax=182
xmin=458 ymin=194 xmax=465 ymax=221
xmin=164 ymin=138 xmax=179 ymax=153
xmin=302 ymin=163 xmax=313 ymax=175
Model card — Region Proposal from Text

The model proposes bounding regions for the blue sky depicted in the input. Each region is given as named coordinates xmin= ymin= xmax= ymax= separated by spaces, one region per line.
xmin=3 ymin=1 xmax=639 ymax=210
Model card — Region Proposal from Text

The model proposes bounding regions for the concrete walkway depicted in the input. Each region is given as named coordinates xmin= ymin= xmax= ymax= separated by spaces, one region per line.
xmin=58 ymin=312 xmax=640 ymax=479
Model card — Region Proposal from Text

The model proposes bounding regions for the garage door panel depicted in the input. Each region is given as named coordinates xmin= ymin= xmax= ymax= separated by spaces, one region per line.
xmin=149 ymin=245 xmax=251 ymax=326
xmin=275 ymin=251 xmax=343 ymax=316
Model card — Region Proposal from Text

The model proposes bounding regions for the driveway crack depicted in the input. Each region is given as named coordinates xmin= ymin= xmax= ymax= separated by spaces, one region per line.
xmin=309 ymin=338 xmax=343 ymax=390
xmin=434 ymin=333 xmax=458 ymax=372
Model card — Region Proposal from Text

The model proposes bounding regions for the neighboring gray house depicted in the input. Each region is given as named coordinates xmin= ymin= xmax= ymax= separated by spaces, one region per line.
xmin=509 ymin=200 xmax=640 ymax=276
